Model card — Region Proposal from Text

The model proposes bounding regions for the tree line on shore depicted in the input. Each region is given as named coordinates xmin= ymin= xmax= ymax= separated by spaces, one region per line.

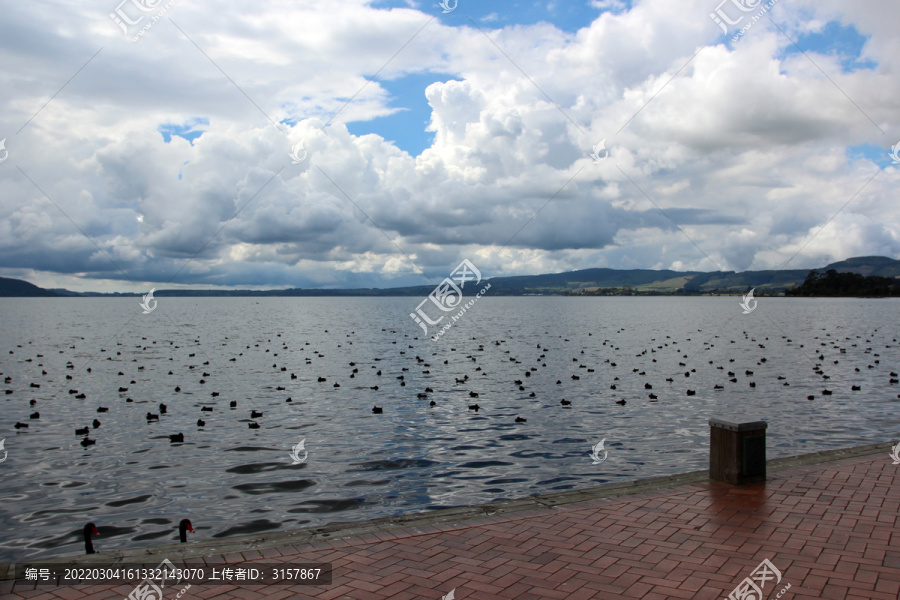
xmin=785 ymin=269 xmax=900 ymax=297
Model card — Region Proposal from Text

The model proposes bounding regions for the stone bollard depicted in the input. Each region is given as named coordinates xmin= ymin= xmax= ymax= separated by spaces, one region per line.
xmin=709 ymin=417 xmax=767 ymax=484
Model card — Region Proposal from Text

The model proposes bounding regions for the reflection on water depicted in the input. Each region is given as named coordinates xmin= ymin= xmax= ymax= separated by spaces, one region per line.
xmin=0 ymin=296 xmax=898 ymax=561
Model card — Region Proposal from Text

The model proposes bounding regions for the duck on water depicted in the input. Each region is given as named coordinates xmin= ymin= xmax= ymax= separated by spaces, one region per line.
xmin=82 ymin=519 xmax=194 ymax=554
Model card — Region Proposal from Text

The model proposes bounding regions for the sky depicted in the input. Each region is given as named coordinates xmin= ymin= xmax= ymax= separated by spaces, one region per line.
xmin=0 ymin=0 xmax=898 ymax=292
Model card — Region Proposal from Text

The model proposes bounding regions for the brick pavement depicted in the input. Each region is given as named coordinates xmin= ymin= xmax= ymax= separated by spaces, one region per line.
xmin=3 ymin=445 xmax=898 ymax=599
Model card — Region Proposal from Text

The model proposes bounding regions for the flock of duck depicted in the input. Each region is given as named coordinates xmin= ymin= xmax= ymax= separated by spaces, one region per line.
xmin=5 ymin=326 xmax=900 ymax=440
xmin=3 ymin=323 xmax=899 ymax=556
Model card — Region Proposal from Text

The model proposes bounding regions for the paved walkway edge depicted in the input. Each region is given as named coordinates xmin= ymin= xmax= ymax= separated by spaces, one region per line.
xmin=2 ymin=441 xmax=891 ymax=581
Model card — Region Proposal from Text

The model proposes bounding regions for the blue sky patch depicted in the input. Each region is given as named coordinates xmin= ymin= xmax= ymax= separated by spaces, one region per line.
xmin=158 ymin=118 xmax=209 ymax=145
xmin=342 ymin=1 xmax=632 ymax=155
xmin=371 ymin=0 xmax=626 ymax=34
xmin=846 ymin=143 xmax=898 ymax=169
xmin=784 ymin=21 xmax=876 ymax=72
xmin=346 ymin=71 xmax=459 ymax=156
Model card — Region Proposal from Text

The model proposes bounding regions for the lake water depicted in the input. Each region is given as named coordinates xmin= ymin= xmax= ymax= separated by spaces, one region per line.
xmin=1 ymin=296 xmax=898 ymax=562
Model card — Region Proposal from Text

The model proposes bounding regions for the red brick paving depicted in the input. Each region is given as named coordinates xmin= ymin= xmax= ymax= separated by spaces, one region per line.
xmin=3 ymin=450 xmax=899 ymax=599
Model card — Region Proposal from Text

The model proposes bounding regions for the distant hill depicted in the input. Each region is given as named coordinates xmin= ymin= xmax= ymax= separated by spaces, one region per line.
xmin=572 ymin=256 xmax=900 ymax=295
xmin=45 ymin=288 xmax=82 ymax=296
xmin=477 ymin=267 xmax=703 ymax=294
xmin=0 ymin=277 xmax=59 ymax=297
xmin=1 ymin=256 xmax=898 ymax=297
xmin=820 ymin=256 xmax=900 ymax=278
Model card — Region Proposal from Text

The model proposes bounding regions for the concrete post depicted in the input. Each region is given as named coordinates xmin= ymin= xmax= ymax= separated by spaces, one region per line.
xmin=709 ymin=417 xmax=767 ymax=484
